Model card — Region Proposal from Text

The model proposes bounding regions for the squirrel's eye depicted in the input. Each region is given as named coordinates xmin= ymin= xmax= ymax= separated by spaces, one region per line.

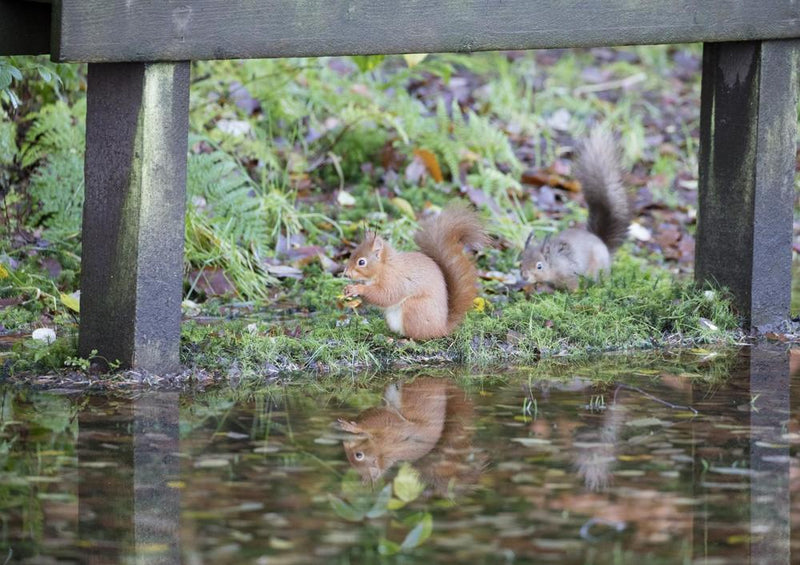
xmin=357 ymin=258 xmax=367 ymax=267
xmin=354 ymin=451 xmax=365 ymax=461
xmin=536 ymin=261 xmax=544 ymax=270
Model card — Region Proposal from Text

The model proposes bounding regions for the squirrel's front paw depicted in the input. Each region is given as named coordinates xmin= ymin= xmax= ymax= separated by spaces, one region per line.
xmin=344 ymin=284 xmax=362 ymax=298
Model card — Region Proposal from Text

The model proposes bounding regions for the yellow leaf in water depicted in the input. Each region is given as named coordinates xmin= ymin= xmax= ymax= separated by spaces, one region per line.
xmin=138 ymin=544 xmax=170 ymax=554
xmin=166 ymin=481 xmax=186 ymax=489
xmin=269 ymin=537 xmax=294 ymax=550
xmin=473 ymin=296 xmax=486 ymax=313
xmin=390 ymin=197 xmax=416 ymax=220
xmin=413 ymin=148 xmax=444 ymax=183
xmin=403 ymin=53 xmax=428 ymax=67
xmin=60 ymin=292 xmax=80 ymax=313
xmin=618 ymin=454 xmax=653 ymax=462
xmin=393 ymin=462 xmax=424 ymax=502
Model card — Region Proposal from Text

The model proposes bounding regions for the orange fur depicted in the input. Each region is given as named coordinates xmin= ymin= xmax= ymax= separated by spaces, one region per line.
xmin=343 ymin=201 xmax=487 ymax=339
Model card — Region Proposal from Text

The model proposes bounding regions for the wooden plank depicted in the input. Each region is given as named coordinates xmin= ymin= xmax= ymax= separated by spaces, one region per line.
xmin=696 ymin=40 xmax=799 ymax=328
xmin=0 ymin=0 xmax=51 ymax=56
xmin=55 ymin=0 xmax=800 ymax=62
xmin=79 ymin=62 xmax=189 ymax=372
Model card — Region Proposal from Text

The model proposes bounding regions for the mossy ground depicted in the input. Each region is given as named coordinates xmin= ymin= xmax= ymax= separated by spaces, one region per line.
xmin=177 ymin=251 xmax=741 ymax=379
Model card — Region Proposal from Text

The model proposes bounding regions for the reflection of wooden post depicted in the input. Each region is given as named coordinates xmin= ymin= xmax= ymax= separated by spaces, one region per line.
xmin=133 ymin=392 xmax=181 ymax=564
xmin=748 ymin=345 xmax=790 ymax=565
xmin=78 ymin=397 xmax=135 ymax=564
xmin=78 ymin=393 xmax=181 ymax=564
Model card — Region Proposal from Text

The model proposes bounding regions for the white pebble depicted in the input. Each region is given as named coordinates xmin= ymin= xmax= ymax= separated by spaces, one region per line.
xmin=32 ymin=328 xmax=56 ymax=344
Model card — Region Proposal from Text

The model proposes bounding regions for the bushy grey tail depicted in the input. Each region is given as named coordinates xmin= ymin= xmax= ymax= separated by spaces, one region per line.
xmin=573 ymin=128 xmax=630 ymax=252
xmin=414 ymin=201 xmax=488 ymax=331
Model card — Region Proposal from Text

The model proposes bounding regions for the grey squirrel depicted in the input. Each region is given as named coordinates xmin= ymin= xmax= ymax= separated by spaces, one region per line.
xmin=521 ymin=128 xmax=630 ymax=290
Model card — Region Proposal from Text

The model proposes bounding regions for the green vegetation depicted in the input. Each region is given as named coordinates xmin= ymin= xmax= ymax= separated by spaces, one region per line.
xmin=0 ymin=47 xmax=746 ymax=378
xmin=181 ymin=250 xmax=739 ymax=378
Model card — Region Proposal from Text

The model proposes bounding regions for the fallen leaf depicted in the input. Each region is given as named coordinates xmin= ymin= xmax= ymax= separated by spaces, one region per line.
xmin=413 ymin=148 xmax=444 ymax=183
xmin=391 ymin=197 xmax=416 ymax=220
xmin=628 ymin=222 xmax=652 ymax=242
xmin=60 ymin=291 xmax=80 ymax=313
xmin=266 ymin=265 xmax=303 ymax=279
xmin=403 ymin=53 xmax=428 ymax=67
xmin=511 ymin=437 xmax=552 ymax=446
xmin=217 ymin=119 xmax=251 ymax=137
xmin=626 ymin=417 xmax=668 ymax=427
xmin=482 ymin=271 xmax=517 ymax=285
xmin=188 ymin=267 xmax=236 ymax=297
xmin=337 ymin=190 xmax=356 ymax=207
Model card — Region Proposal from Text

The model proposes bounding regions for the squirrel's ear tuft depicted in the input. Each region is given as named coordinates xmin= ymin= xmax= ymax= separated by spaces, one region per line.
xmin=525 ymin=230 xmax=535 ymax=248
xmin=371 ymin=235 xmax=384 ymax=254
xmin=541 ymin=234 xmax=552 ymax=258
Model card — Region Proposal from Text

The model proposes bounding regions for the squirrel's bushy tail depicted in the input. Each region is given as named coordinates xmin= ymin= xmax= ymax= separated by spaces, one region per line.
xmin=414 ymin=201 xmax=488 ymax=332
xmin=574 ymin=128 xmax=630 ymax=252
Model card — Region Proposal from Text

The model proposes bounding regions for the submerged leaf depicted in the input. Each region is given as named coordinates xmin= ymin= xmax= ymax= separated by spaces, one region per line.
xmin=378 ymin=539 xmax=401 ymax=556
xmin=393 ymin=462 xmax=425 ymax=503
xmin=329 ymin=495 xmax=365 ymax=522
xmin=366 ymin=484 xmax=393 ymax=518
xmin=400 ymin=513 xmax=433 ymax=551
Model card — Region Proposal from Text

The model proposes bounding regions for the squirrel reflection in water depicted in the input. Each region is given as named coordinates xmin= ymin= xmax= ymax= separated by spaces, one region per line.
xmin=338 ymin=377 xmax=486 ymax=494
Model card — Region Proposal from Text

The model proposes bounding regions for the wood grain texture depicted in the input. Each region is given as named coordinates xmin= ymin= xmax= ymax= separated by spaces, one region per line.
xmin=0 ymin=0 xmax=51 ymax=56
xmin=696 ymin=40 xmax=799 ymax=328
xmin=55 ymin=0 xmax=800 ymax=62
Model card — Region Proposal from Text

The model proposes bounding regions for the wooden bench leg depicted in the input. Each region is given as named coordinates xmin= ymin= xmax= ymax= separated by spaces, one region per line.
xmin=79 ymin=62 xmax=189 ymax=371
xmin=697 ymin=40 xmax=799 ymax=329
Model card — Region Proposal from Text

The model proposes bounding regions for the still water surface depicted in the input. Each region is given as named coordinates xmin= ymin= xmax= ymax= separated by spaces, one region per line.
xmin=1 ymin=345 xmax=799 ymax=564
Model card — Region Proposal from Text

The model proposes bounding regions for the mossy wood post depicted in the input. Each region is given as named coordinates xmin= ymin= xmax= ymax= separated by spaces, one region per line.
xmin=79 ymin=63 xmax=189 ymax=371
xmin=697 ymin=40 xmax=799 ymax=328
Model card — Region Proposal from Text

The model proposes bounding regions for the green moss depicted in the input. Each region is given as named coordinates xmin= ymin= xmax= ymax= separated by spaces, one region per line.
xmin=180 ymin=251 xmax=740 ymax=378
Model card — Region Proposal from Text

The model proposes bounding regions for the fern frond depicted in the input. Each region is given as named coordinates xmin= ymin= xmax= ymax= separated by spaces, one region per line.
xmin=21 ymin=99 xmax=85 ymax=168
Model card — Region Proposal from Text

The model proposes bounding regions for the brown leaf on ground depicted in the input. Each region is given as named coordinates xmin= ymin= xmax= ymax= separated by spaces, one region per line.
xmin=654 ymin=224 xmax=682 ymax=260
xmin=380 ymin=141 xmax=405 ymax=171
xmin=188 ymin=268 xmax=237 ymax=297
xmin=404 ymin=155 xmax=427 ymax=184
xmin=413 ymin=148 xmax=444 ymax=182
xmin=0 ymin=297 xmax=23 ymax=309
xmin=521 ymin=168 xmax=581 ymax=192
xmin=39 ymin=257 xmax=62 ymax=279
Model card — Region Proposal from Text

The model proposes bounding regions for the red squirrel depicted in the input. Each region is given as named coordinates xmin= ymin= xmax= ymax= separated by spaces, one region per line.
xmin=338 ymin=377 xmax=485 ymax=492
xmin=343 ymin=201 xmax=487 ymax=339
xmin=521 ymin=128 xmax=630 ymax=291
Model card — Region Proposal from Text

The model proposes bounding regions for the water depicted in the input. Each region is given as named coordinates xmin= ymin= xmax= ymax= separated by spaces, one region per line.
xmin=1 ymin=345 xmax=798 ymax=564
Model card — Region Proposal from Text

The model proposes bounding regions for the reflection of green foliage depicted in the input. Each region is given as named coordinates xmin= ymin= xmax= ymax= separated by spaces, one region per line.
xmin=0 ymin=389 xmax=79 ymax=554
xmin=330 ymin=465 xmax=433 ymax=556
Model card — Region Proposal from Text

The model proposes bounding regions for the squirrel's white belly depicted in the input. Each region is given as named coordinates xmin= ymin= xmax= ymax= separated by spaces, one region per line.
xmin=384 ymin=304 xmax=405 ymax=335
